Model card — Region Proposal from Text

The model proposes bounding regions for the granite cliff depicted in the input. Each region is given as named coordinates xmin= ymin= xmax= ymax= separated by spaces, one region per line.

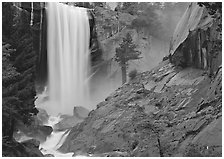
xmin=58 ymin=3 xmax=222 ymax=157
xmin=59 ymin=60 xmax=221 ymax=157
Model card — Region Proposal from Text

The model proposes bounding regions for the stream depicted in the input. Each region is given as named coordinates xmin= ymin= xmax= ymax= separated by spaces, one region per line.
xmin=28 ymin=92 xmax=87 ymax=157
xmin=39 ymin=116 xmax=74 ymax=157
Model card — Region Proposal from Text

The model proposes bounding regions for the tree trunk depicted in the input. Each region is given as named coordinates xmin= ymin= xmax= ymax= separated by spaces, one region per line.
xmin=121 ymin=64 xmax=127 ymax=84
xmin=157 ymin=138 xmax=164 ymax=157
xmin=9 ymin=116 xmax=15 ymax=140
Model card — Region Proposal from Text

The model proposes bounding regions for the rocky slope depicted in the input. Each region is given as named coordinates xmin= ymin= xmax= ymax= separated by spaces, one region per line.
xmin=59 ymin=60 xmax=222 ymax=157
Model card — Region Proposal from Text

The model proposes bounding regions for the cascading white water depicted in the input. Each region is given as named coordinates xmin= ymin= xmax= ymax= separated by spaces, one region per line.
xmin=47 ymin=2 xmax=90 ymax=116
xmin=39 ymin=116 xmax=74 ymax=157
xmin=33 ymin=3 xmax=92 ymax=156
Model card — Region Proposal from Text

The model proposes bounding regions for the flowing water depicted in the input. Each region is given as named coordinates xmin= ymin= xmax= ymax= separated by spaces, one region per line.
xmin=46 ymin=2 xmax=91 ymax=116
xmin=34 ymin=3 xmax=92 ymax=156
xmin=39 ymin=116 xmax=74 ymax=157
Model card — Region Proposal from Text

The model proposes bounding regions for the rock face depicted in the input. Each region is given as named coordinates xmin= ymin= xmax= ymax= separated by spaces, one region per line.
xmin=170 ymin=3 xmax=221 ymax=74
xmin=36 ymin=108 xmax=50 ymax=125
xmin=59 ymin=60 xmax=222 ymax=157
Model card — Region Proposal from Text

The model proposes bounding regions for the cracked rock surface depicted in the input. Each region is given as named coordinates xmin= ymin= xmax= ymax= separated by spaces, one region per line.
xmin=59 ymin=61 xmax=222 ymax=157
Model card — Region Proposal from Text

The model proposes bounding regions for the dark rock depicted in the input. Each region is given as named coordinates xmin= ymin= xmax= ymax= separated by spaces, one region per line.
xmin=25 ymin=125 xmax=53 ymax=142
xmin=14 ymin=120 xmax=53 ymax=142
xmin=21 ymin=139 xmax=40 ymax=148
xmin=38 ymin=125 xmax=53 ymax=136
xmin=37 ymin=108 xmax=49 ymax=124
xmin=20 ymin=139 xmax=44 ymax=157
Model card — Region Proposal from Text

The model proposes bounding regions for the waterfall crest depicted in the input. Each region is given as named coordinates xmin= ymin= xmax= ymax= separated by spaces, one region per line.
xmin=47 ymin=3 xmax=90 ymax=115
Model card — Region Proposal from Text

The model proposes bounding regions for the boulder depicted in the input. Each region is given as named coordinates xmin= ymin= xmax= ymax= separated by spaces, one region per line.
xmin=37 ymin=108 xmax=49 ymax=125
xmin=24 ymin=125 xmax=53 ymax=142
xmin=38 ymin=125 xmax=53 ymax=136
xmin=15 ymin=124 xmax=53 ymax=143
xmin=15 ymin=117 xmax=53 ymax=141
xmin=73 ymin=106 xmax=90 ymax=118
xmin=54 ymin=115 xmax=84 ymax=131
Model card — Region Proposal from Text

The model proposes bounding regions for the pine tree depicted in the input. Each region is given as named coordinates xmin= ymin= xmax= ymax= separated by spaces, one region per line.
xmin=115 ymin=33 xmax=141 ymax=84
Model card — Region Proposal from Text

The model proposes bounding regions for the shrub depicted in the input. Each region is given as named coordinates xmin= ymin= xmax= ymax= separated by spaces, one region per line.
xmin=128 ymin=69 xmax=138 ymax=81
xmin=162 ymin=55 xmax=169 ymax=61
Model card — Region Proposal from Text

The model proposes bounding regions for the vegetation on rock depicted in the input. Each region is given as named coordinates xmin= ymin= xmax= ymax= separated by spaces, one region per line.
xmin=128 ymin=69 xmax=138 ymax=81
xmin=119 ymin=2 xmax=189 ymax=40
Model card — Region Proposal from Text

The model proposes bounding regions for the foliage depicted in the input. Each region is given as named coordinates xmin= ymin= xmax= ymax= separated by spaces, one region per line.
xmin=74 ymin=2 xmax=93 ymax=8
xmin=2 ymin=44 xmax=20 ymax=85
xmin=2 ymin=2 xmax=14 ymax=42
xmin=2 ymin=3 xmax=38 ymax=156
xmin=198 ymin=2 xmax=222 ymax=33
xmin=128 ymin=69 xmax=138 ymax=81
xmin=198 ymin=2 xmax=222 ymax=16
xmin=2 ymin=42 xmax=38 ymax=137
xmin=115 ymin=33 xmax=141 ymax=66
xmin=123 ymin=3 xmax=164 ymax=39
xmin=115 ymin=33 xmax=141 ymax=84
xmin=120 ymin=2 xmax=139 ymax=15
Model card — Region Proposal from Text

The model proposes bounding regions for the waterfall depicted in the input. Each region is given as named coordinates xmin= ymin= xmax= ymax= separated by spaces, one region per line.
xmin=46 ymin=3 xmax=91 ymax=116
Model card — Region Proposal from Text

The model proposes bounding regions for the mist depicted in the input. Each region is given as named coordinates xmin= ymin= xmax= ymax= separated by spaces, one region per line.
xmin=155 ymin=2 xmax=190 ymax=41
xmin=86 ymin=3 xmax=190 ymax=108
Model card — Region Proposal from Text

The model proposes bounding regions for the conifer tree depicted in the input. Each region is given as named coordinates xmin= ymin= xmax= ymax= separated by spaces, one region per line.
xmin=115 ymin=33 xmax=141 ymax=84
xmin=2 ymin=3 xmax=38 ymax=155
